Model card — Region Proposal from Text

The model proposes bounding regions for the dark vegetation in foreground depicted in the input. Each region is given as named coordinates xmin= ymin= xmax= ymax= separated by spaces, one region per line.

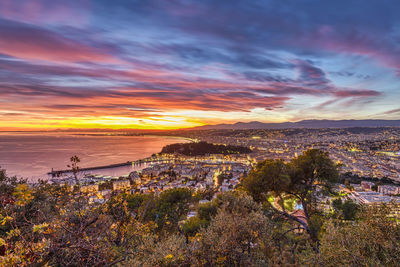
xmin=1 ymin=149 xmax=399 ymax=266
xmin=160 ymin=141 xmax=252 ymax=156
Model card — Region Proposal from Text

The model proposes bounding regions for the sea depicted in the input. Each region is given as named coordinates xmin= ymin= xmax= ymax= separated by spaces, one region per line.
xmin=0 ymin=132 xmax=189 ymax=181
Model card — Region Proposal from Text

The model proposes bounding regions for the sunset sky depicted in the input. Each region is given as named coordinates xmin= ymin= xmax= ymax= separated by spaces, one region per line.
xmin=1 ymin=0 xmax=400 ymax=130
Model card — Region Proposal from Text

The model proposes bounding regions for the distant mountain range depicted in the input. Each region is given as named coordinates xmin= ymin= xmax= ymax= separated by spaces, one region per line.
xmin=189 ymin=120 xmax=400 ymax=130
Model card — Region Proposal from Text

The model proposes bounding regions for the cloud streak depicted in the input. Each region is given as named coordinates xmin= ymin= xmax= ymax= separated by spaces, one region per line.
xmin=0 ymin=19 xmax=116 ymax=63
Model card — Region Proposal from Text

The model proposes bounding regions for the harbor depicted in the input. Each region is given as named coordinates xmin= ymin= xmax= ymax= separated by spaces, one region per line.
xmin=47 ymin=156 xmax=179 ymax=185
xmin=47 ymin=157 xmax=178 ymax=176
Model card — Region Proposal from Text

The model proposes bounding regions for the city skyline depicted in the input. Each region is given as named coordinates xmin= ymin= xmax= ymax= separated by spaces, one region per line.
xmin=1 ymin=0 xmax=400 ymax=130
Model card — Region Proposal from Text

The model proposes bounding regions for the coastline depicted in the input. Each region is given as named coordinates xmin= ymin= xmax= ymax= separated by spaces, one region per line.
xmin=47 ymin=135 xmax=194 ymax=176
xmin=1 ymin=134 xmax=191 ymax=180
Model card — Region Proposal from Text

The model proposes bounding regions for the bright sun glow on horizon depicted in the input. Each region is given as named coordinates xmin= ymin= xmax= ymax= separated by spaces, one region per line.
xmin=0 ymin=115 xmax=206 ymax=131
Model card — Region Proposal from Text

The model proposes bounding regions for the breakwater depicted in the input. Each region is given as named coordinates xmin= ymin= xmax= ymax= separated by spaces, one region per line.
xmin=47 ymin=157 xmax=172 ymax=177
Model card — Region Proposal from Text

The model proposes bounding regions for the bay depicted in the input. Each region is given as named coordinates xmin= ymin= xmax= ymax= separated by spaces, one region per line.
xmin=0 ymin=132 xmax=188 ymax=180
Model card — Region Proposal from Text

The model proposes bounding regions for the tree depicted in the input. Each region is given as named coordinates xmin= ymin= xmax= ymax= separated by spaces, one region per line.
xmin=341 ymin=200 xmax=359 ymax=220
xmin=303 ymin=205 xmax=400 ymax=266
xmin=153 ymin=188 xmax=192 ymax=232
xmin=0 ymin=168 xmax=24 ymax=207
xmin=243 ymin=149 xmax=339 ymax=248
xmin=197 ymin=201 xmax=218 ymax=222
xmin=182 ymin=216 xmax=208 ymax=237
xmin=331 ymin=198 xmax=343 ymax=212
xmin=126 ymin=193 xmax=151 ymax=214
xmin=67 ymin=155 xmax=80 ymax=184
xmin=125 ymin=234 xmax=191 ymax=267
xmin=242 ymin=159 xmax=289 ymax=202
xmin=192 ymin=191 xmax=273 ymax=266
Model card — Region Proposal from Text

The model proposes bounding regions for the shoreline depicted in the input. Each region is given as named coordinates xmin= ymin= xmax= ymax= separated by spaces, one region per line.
xmin=47 ymin=135 xmax=194 ymax=176
xmin=1 ymin=134 xmax=192 ymax=180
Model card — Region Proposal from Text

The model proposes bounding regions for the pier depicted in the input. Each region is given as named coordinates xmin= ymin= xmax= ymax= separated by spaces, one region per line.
xmin=48 ymin=161 xmax=135 ymax=176
xmin=47 ymin=157 xmax=170 ymax=177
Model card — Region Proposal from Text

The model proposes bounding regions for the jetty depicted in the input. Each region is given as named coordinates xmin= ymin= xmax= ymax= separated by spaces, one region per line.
xmin=47 ymin=157 xmax=170 ymax=177
xmin=48 ymin=161 xmax=135 ymax=176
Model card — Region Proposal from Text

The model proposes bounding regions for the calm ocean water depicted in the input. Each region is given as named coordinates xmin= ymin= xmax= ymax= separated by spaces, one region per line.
xmin=0 ymin=132 xmax=188 ymax=180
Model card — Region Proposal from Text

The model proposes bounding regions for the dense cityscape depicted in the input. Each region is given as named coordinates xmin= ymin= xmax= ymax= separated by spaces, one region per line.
xmin=46 ymin=127 xmax=400 ymax=215
xmin=177 ymin=127 xmax=400 ymax=180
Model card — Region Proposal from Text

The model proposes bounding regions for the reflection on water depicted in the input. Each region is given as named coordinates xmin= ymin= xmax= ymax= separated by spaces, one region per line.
xmin=0 ymin=132 xmax=188 ymax=180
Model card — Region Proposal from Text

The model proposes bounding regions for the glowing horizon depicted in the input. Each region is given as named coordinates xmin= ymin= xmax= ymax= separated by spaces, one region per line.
xmin=1 ymin=1 xmax=400 ymax=130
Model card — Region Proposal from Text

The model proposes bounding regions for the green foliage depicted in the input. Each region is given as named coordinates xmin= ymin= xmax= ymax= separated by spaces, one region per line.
xmin=192 ymin=188 xmax=215 ymax=202
xmin=308 ymin=213 xmax=325 ymax=239
xmin=1 ymin=158 xmax=399 ymax=266
xmin=193 ymin=192 xmax=274 ymax=266
xmin=331 ymin=198 xmax=359 ymax=220
xmin=0 ymin=168 xmax=19 ymax=194
xmin=126 ymin=193 xmax=151 ymax=212
xmin=243 ymin=159 xmax=289 ymax=202
xmin=331 ymin=198 xmax=343 ymax=211
xmin=153 ymin=188 xmax=192 ymax=232
xmin=341 ymin=200 xmax=359 ymax=220
xmin=243 ymin=149 xmax=339 ymax=247
xmin=290 ymin=149 xmax=339 ymax=187
xmin=307 ymin=206 xmax=400 ymax=266
xmin=12 ymin=184 xmax=34 ymax=206
xmin=126 ymin=234 xmax=191 ymax=267
xmin=282 ymin=196 xmax=296 ymax=212
xmin=184 ymin=191 xmax=261 ymax=237
xmin=197 ymin=201 xmax=218 ymax=221
xmin=158 ymin=188 xmax=192 ymax=206
xmin=183 ymin=216 xmax=208 ymax=236
xmin=161 ymin=141 xmax=252 ymax=156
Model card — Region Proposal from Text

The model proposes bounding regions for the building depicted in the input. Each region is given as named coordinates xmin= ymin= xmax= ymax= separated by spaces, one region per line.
xmin=88 ymin=196 xmax=105 ymax=204
xmin=99 ymin=189 xmax=112 ymax=199
xmin=187 ymin=211 xmax=197 ymax=219
xmin=378 ymin=185 xmax=400 ymax=195
xmin=112 ymin=180 xmax=130 ymax=191
xmin=361 ymin=181 xmax=375 ymax=190
xmin=80 ymin=184 xmax=99 ymax=193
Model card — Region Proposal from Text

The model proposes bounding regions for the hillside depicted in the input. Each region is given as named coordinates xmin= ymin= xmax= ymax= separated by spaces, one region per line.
xmin=160 ymin=141 xmax=252 ymax=156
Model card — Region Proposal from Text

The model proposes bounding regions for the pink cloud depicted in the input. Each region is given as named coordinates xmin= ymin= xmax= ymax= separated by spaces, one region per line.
xmin=0 ymin=0 xmax=90 ymax=27
xmin=298 ymin=28 xmax=400 ymax=73
xmin=334 ymin=89 xmax=381 ymax=97
xmin=0 ymin=21 xmax=117 ymax=63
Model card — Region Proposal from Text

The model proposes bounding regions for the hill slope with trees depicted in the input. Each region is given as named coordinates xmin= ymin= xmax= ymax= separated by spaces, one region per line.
xmin=160 ymin=141 xmax=252 ymax=156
